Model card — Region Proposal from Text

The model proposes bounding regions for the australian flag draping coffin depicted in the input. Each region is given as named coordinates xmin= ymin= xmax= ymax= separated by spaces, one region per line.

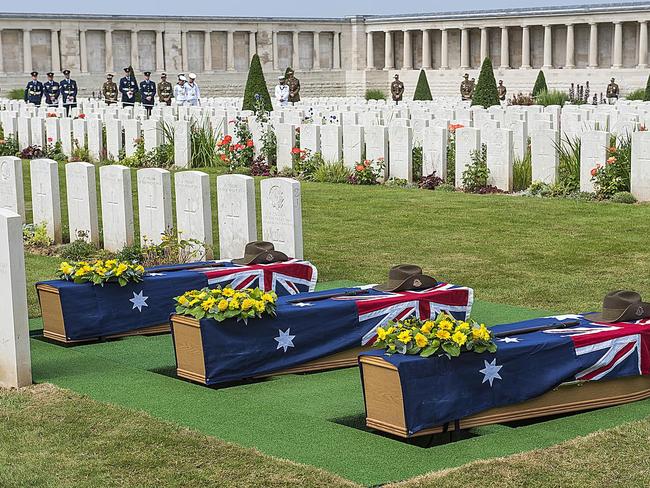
xmin=359 ymin=315 xmax=650 ymax=437
xmin=170 ymin=283 xmax=474 ymax=385
xmin=36 ymin=259 xmax=318 ymax=343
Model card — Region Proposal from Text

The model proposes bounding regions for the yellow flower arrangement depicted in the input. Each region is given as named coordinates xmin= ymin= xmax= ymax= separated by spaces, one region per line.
xmin=174 ymin=286 xmax=277 ymax=323
xmin=57 ymin=260 xmax=145 ymax=287
xmin=374 ymin=313 xmax=497 ymax=358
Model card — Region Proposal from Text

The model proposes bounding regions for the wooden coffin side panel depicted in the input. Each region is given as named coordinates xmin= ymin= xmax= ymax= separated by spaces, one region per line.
xmin=38 ymin=284 xmax=73 ymax=343
xmin=360 ymin=356 xmax=650 ymax=438
xmin=171 ymin=315 xmax=207 ymax=384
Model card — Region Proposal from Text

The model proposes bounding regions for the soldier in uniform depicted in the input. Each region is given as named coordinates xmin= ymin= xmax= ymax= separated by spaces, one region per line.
xmin=391 ymin=74 xmax=404 ymax=104
xmin=119 ymin=66 xmax=139 ymax=108
xmin=606 ymin=78 xmax=619 ymax=104
xmin=174 ymin=75 xmax=187 ymax=106
xmin=460 ymin=73 xmax=473 ymax=101
xmin=140 ymin=71 xmax=156 ymax=115
xmin=497 ymin=80 xmax=507 ymax=101
xmin=186 ymin=73 xmax=201 ymax=106
xmin=60 ymin=69 xmax=78 ymax=116
xmin=102 ymin=73 xmax=118 ymax=105
xmin=43 ymin=72 xmax=60 ymax=108
xmin=286 ymin=68 xmax=301 ymax=104
xmin=158 ymin=73 xmax=173 ymax=106
xmin=24 ymin=71 xmax=44 ymax=107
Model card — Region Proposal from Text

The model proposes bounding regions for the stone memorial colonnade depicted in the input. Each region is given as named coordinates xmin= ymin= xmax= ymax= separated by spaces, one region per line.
xmin=0 ymin=3 xmax=649 ymax=96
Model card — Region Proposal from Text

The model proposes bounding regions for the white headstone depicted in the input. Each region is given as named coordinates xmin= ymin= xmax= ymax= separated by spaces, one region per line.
xmin=142 ymin=119 xmax=162 ymax=152
xmin=65 ymin=162 xmax=99 ymax=245
xmin=105 ymin=118 xmax=123 ymax=161
xmin=485 ymin=128 xmax=514 ymax=191
xmin=276 ymin=123 xmax=296 ymax=171
xmin=30 ymin=159 xmax=61 ymax=243
xmin=30 ymin=118 xmax=46 ymax=148
xmin=580 ymin=130 xmax=609 ymax=193
xmin=174 ymin=121 xmax=192 ymax=168
xmin=320 ymin=124 xmax=343 ymax=163
xmin=123 ymin=119 xmax=141 ymax=157
xmin=175 ymin=171 xmax=213 ymax=259
xmin=631 ymin=130 xmax=650 ymax=201
xmin=72 ymin=118 xmax=86 ymax=152
xmin=100 ymin=165 xmax=134 ymax=252
xmin=137 ymin=168 xmax=172 ymax=245
xmin=0 ymin=156 xmax=25 ymax=221
xmin=260 ymin=177 xmax=303 ymax=259
xmin=531 ymin=129 xmax=560 ymax=184
xmin=388 ymin=125 xmax=413 ymax=181
xmin=455 ymin=127 xmax=481 ymax=188
xmin=87 ymin=118 xmax=103 ymax=162
xmin=216 ymin=174 xmax=257 ymax=260
xmin=0 ymin=209 xmax=31 ymax=388
xmin=300 ymin=124 xmax=321 ymax=154
xmin=343 ymin=125 xmax=365 ymax=169
xmin=45 ymin=117 xmax=60 ymax=147
xmin=422 ymin=126 xmax=448 ymax=179
xmin=59 ymin=118 xmax=73 ymax=156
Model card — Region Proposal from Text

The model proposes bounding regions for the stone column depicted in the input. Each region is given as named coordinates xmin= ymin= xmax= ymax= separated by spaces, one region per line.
xmin=566 ymin=24 xmax=575 ymax=69
xmin=51 ymin=29 xmax=60 ymax=73
xmin=227 ymin=30 xmax=235 ymax=71
xmin=500 ymin=26 xmax=509 ymax=69
xmin=272 ymin=31 xmax=279 ymax=70
xmin=521 ymin=26 xmax=531 ymax=68
xmin=0 ymin=29 xmax=4 ymax=74
xmin=460 ymin=28 xmax=470 ymax=69
xmin=480 ymin=27 xmax=488 ymax=62
xmin=333 ymin=31 xmax=341 ymax=69
xmin=422 ymin=29 xmax=431 ymax=69
xmin=313 ymin=31 xmax=320 ymax=70
xmin=156 ymin=30 xmax=165 ymax=72
xmin=639 ymin=21 xmax=648 ymax=68
xmin=23 ymin=29 xmax=32 ymax=74
xmin=613 ymin=21 xmax=623 ymax=68
xmin=80 ymin=29 xmax=88 ymax=73
xmin=204 ymin=31 xmax=212 ymax=72
xmin=105 ymin=29 xmax=114 ymax=73
xmin=249 ymin=31 xmax=257 ymax=58
xmin=441 ymin=29 xmax=449 ymax=69
xmin=403 ymin=30 xmax=412 ymax=69
xmin=589 ymin=23 xmax=598 ymax=68
xmin=181 ymin=30 xmax=189 ymax=72
xmin=385 ymin=31 xmax=394 ymax=69
xmin=131 ymin=30 xmax=139 ymax=72
xmin=292 ymin=31 xmax=299 ymax=69
xmin=366 ymin=32 xmax=375 ymax=69
xmin=543 ymin=25 xmax=553 ymax=69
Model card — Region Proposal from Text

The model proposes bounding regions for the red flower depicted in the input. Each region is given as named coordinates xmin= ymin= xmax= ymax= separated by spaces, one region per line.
xmin=607 ymin=156 xmax=616 ymax=164
xmin=355 ymin=164 xmax=365 ymax=171
xmin=291 ymin=147 xmax=302 ymax=154
xmin=223 ymin=135 xmax=232 ymax=144
xmin=591 ymin=167 xmax=598 ymax=176
xmin=217 ymin=140 xmax=223 ymax=147
xmin=47 ymin=137 xmax=53 ymax=142
xmin=78 ymin=113 xmax=86 ymax=119
xmin=246 ymin=139 xmax=254 ymax=147
xmin=608 ymin=146 xmax=617 ymax=154
xmin=220 ymin=154 xmax=228 ymax=162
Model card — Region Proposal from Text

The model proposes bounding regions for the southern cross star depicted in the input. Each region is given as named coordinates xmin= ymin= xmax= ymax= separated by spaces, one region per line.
xmin=274 ymin=328 xmax=295 ymax=352
xmin=479 ymin=358 xmax=503 ymax=387
xmin=130 ymin=290 xmax=149 ymax=312
xmin=292 ymin=302 xmax=312 ymax=307
xmin=498 ymin=337 xmax=520 ymax=343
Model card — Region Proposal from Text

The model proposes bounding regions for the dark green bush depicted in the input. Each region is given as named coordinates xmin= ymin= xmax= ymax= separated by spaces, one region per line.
xmin=59 ymin=238 xmax=98 ymax=261
xmin=611 ymin=191 xmax=637 ymax=204
xmin=532 ymin=70 xmax=548 ymax=97
xmin=243 ymin=54 xmax=273 ymax=112
xmin=626 ymin=88 xmax=646 ymax=101
xmin=413 ymin=70 xmax=432 ymax=101
xmin=365 ymin=89 xmax=386 ymax=101
xmin=8 ymin=88 xmax=24 ymax=100
xmin=471 ymin=58 xmax=500 ymax=108
xmin=644 ymin=74 xmax=650 ymax=102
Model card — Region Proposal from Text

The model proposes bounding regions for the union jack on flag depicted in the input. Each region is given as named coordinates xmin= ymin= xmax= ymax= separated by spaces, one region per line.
xmin=335 ymin=283 xmax=474 ymax=345
xmin=199 ymin=259 xmax=318 ymax=295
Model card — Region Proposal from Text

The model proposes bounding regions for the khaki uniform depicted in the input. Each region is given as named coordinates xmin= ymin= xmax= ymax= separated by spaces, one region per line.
xmin=158 ymin=80 xmax=173 ymax=105
xmin=606 ymin=82 xmax=619 ymax=101
xmin=102 ymin=81 xmax=118 ymax=104
xmin=287 ymin=76 xmax=301 ymax=103
xmin=391 ymin=80 xmax=404 ymax=102
xmin=497 ymin=84 xmax=507 ymax=101
xmin=460 ymin=79 xmax=473 ymax=100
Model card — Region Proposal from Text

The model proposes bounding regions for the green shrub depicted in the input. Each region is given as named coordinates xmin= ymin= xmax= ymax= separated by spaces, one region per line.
xmin=611 ymin=191 xmax=637 ymax=204
xmin=365 ymin=89 xmax=386 ymax=101
xmin=69 ymin=139 xmax=92 ymax=163
xmin=436 ymin=183 xmax=456 ymax=192
xmin=312 ymin=162 xmax=352 ymax=183
xmin=626 ymin=88 xmax=646 ymax=101
xmin=413 ymin=70 xmax=432 ymax=101
xmin=555 ymin=136 xmax=581 ymax=192
xmin=23 ymin=223 xmax=52 ymax=248
xmin=59 ymin=238 xmax=98 ymax=261
xmin=513 ymin=144 xmax=532 ymax=192
xmin=645 ymin=74 xmax=650 ymax=102
xmin=462 ymin=144 xmax=489 ymax=192
xmin=115 ymin=243 xmax=144 ymax=264
xmin=384 ymin=177 xmax=415 ymax=188
xmin=242 ymin=54 xmax=273 ymax=112
xmin=535 ymin=90 xmax=569 ymax=107
xmin=8 ymin=88 xmax=24 ymax=100
xmin=0 ymin=135 xmax=19 ymax=157
xmin=471 ymin=58 xmax=500 ymax=108
xmin=412 ymin=146 xmax=422 ymax=178
xmin=532 ymin=70 xmax=548 ymax=97
xmin=591 ymin=135 xmax=631 ymax=199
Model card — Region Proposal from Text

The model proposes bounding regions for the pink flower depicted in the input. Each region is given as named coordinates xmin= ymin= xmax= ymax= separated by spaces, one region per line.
xmin=47 ymin=137 xmax=53 ymax=142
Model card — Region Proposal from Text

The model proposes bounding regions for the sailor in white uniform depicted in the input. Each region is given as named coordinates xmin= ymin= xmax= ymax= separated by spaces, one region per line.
xmin=174 ymin=75 xmax=188 ymax=106
xmin=186 ymin=73 xmax=201 ymax=106
xmin=275 ymin=76 xmax=289 ymax=107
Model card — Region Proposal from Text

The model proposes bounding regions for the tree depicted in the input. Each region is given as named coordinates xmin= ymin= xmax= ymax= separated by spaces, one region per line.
xmin=532 ymin=70 xmax=548 ymax=97
xmin=242 ymin=54 xmax=273 ymax=112
xmin=471 ymin=58 xmax=500 ymax=108
xmin=413 ymin=70 xmax=433 ymax=101
xmin=644 ymin=73 xmax=650 ymax=102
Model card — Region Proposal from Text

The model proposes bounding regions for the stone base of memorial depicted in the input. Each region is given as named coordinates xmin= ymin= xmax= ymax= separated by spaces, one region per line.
xmin=169 ymin=284 xmax=473 ymax=386
xmin=359 ymin=315 xmax=650 ymax=438
xmin=37 ymin=260 xmax=317 ymax=343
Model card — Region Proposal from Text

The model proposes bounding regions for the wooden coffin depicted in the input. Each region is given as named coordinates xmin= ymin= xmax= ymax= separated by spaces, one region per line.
xmin=37 ymin=284 xmax=170 ymax=344
xmin=171 ymin=314 xmax=367 ymax=384
xmin=360 ymin=354 xmax=650 ymax=438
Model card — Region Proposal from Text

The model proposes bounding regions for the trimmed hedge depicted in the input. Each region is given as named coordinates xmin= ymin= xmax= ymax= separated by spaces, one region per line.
xmin=413 ymin=70 xmax=433 ymax=101
xmin=471 ymin=58 xmax=500 ymax=108
xmin=242 ymin=54 xmax=273 ymax=112
xmin=532 ymin=70 xmax=548 ymax=97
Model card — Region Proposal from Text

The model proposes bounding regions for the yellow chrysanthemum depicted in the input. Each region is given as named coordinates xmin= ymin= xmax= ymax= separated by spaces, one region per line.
xmin=115 ymin=263 xmax=129 ymax=276
xmin=255 ymin=301 xmax=265 ymax=313
xmin=386 ymin=326 xmax=396 ymax=335
xmin=377 ymin=327 xmax=387 ymax=341
xmin=228 ymin=299 xmax=240 ymax=310
xmin=201 ymin=297 xmax=216 ymax=311
xmin=436 ymin=329 xmax=451 ymax=340
xmin=218 ymin=299 xmax=229 ymax=311
xmin=262 ymin=293 xmax=275 ymax=303
xmin=178 ymin=296 xmax=189 ymax=306
xmin=59 ymin=262 xmax=74 ymax=275
xmin=135 ymin=265 xmax=145 ymax=273
xmin=222 ymin=288 xmax=235 ymax=297
xmin=420 ymin=321 xmax=434 ymax=334
xmin=451 ymin=331 xmax=467 ymax=346
xmin=438 ymin=320 xmax=454 ymax=331
xmin=415 ymin=333 xmax=428 ymax=348
xmin=241 ymin=298 xmax=255 ymax=311
xmin=397 ymin=331 xmax=412 ymax=344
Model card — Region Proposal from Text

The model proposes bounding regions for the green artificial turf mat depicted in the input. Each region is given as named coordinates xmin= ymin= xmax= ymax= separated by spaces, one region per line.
xmin=28 ymin=282 xmax=650 ymax=485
